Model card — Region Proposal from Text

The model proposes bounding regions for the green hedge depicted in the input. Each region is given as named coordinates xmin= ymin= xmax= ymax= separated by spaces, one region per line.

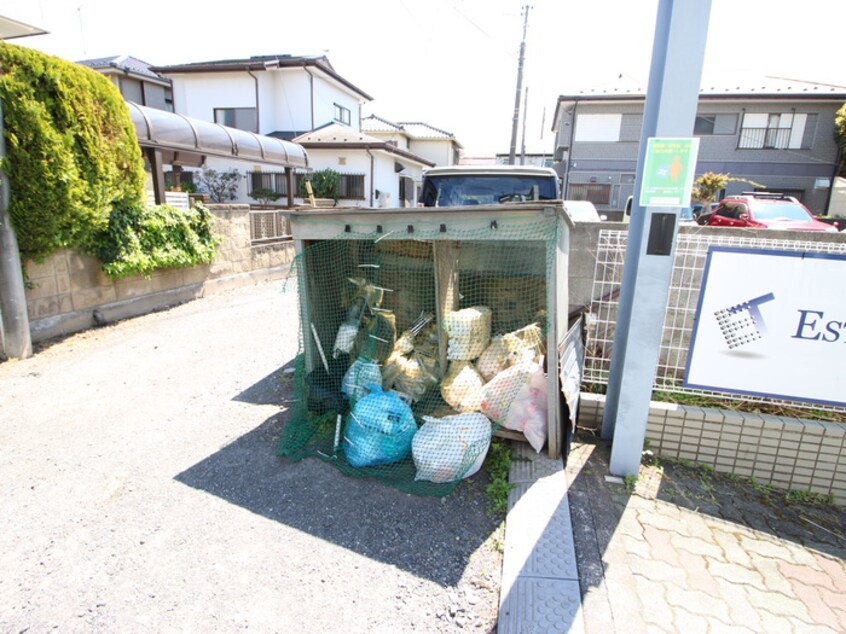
xmin=0 ymin=43 xmax=218 ymax=278
xmin=0 ymin=42 xmax=145 ymax=261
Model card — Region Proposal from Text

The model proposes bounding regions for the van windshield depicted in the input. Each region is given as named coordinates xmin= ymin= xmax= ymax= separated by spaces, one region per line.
xmin=419 ymin=174 xmax=559 ymax=207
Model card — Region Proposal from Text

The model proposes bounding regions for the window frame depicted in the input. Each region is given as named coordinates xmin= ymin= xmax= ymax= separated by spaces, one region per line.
xmin=333 ymin=103 xmax=351 ymax=126
xmin=213 ymin=107 xmax=258 ymax=132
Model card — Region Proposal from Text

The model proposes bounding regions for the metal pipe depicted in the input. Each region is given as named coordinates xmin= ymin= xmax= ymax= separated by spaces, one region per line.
xmin=247 ymin=69 xmax=260 ymax=132
xmin=366 ymin=148 xmax=374 ymax=207
xmin=303 ymin=65 xmax=315 ymax=130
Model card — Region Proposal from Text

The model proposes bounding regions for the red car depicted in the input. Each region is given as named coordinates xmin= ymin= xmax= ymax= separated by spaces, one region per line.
xmin=699 ymin=193 xmax=839 ymax=232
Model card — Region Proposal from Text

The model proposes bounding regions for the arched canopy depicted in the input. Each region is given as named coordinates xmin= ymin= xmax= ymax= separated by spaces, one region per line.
xmin=127 ymin=101 xmax=308 ymax=169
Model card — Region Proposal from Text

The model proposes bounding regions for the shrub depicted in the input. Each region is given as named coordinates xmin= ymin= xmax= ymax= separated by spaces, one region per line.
xmin=249 ymin=187 xmax=282 ymax=204
xmin=95 ymin=203 xmax=219 ymax=279
xmin=299 ymin=168 xmax=341 ymax=201
xmin=0 ymin=42 xmax=146 ymax=261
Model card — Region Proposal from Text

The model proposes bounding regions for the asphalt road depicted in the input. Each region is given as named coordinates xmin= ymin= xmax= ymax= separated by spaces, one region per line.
xmin=0 ymin=280 xmax=503 ymax=633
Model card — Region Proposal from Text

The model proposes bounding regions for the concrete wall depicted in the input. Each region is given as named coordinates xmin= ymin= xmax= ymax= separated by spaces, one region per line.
xmin=23 ymin=205 xmax=294 ymax=343
xmin=579 ymin=393 xmax=846 ymax=505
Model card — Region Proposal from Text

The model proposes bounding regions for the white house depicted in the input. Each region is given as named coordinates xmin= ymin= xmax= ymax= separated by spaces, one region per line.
xmin=362 ymin=115 xmax=463 ymax=168
xmin=293 ymin=124 xmax=434 ymax=208
xmin=149 ymin=54 xmax=376 ymax=203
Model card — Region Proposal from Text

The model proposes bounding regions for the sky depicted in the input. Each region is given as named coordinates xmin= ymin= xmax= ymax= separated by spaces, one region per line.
xmin=4 ymin=0 xmax=844 ymax=157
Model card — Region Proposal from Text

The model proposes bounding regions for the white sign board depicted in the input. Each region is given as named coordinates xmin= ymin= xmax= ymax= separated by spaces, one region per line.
xmin=684 ymin=247 xmax=846 ymax=407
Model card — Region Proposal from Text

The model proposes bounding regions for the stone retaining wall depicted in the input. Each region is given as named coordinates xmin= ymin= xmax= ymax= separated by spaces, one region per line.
xmin=578 ymin=393 xmax=846 ymax=505
xmin=23 ymin=205 xmax=294 ymax=342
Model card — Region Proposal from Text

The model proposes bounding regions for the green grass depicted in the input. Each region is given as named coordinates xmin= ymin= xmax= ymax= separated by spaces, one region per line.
xmin=484 ymin=440 xmax=515 ymax=515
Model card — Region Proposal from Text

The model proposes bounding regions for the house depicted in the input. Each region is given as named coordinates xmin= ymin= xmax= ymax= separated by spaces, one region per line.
xmin=551 ymin=76 xmax=846 ymax=214
xmin=77 ymin=55 xmax=173 ymax=112
xmin=293 ymin=123 xmax=433 ymax=208
xmin=147 ymin=54 xmax=373 ymax=204
xmin=361 ymin=115 xmax=463 ymax=168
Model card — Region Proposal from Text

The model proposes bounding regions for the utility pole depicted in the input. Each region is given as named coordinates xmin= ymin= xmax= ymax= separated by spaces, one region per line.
xmin=519 ymin=87 xmax=528 ymax=165
xmin=0 ymin=94 xmax=32 ymax=360
xmin=602 ymin=0 xmax=712 ymax=475
xmin=508 ymin=5 xmax=530 ymax=165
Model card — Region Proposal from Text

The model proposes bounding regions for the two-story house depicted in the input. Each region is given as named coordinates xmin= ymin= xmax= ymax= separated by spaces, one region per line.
xmin=149 ymin=55 xmax=443 ymax=207
xmin=552 ymin=76 xmax=846 ymax=214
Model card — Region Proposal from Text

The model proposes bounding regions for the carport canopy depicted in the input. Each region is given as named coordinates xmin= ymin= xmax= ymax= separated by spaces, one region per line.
xmin=127 ymin=101 xmax=309 ymax=205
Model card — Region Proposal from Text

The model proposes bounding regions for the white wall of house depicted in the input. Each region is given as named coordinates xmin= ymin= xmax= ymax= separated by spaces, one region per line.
xmin=409 ymin=139 xmax=456 ymax=167
xmin=168 ymin=68 xmax=362 ymax=136
xmin=304 ymin=149 xmax=424 ymax=208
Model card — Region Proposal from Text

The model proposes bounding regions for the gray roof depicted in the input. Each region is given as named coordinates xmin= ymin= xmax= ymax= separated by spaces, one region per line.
xmin=151 ymin=54 xmax=372 ymax=101
xmin=361 ymin=115 xmax=463 ymax=148
xmin=77 ymin=55 xmax=164 ymax=80
xmin=559 ymin=74 xmax=846 ymax=102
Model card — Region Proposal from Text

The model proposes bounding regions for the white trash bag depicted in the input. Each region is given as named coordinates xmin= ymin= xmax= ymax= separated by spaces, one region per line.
xmin=412 ymin=413 xmax=492 ymax=483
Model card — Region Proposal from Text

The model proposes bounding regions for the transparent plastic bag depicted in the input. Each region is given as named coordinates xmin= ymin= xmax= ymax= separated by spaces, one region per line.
xmin=343 ymin=386 xmax=417 ymax=467
xmin=445 ymin=306 xmax=492 ymax=361
xmin=440 ymin=361 xmax=486 ymax=412
xmin=503 ymin=365 xmax=548 ymax=453
xmin=479 ymin=362 xmax=537 ymax=423
xmin=412 ymin=413 xmax=492 ymax=483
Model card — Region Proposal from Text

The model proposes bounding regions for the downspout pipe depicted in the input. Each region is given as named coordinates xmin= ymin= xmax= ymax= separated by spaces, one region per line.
xmin=303 ymin=65 xmax=315 ymax=130
xmin=366 ymin=147 xmax=374 ymax=207
xmin=247 ymin=69 xmax=260 ymax=132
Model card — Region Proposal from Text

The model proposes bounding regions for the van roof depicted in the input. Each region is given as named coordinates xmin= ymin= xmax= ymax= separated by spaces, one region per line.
xmin=423 ymin=165 xmax=558 ymax=177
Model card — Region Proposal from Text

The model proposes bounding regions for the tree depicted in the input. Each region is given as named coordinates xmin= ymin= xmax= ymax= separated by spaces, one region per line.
xmin=300 ymin=168 xmax=341 ymax=202
xmin=692 ymin=172 xmax=765 ymax=203
xmin=249 ymin=188 xmax=282 ymax=205
xmin=199 ymin=168 xmax=241 ymax=202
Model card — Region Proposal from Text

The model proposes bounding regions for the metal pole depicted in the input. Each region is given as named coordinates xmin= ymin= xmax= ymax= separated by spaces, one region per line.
xmin=0 ymin=98 xmax=33 ymax=359
xmin=508 ymin=6 xmax=530 ymax=165
xmin=601 ymin=0 xmax=712 ymax=475
xmin=520 ymin=87 xmax=528 ymax=165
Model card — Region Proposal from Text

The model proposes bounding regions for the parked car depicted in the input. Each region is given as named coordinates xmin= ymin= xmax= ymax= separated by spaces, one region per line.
xmin=418 ymin=165 xmax=560 ymax=207
xmin=563 ymin=200 xmax=607 ymax=222
xmin=698 ymin=192 xmax=838 ymax=232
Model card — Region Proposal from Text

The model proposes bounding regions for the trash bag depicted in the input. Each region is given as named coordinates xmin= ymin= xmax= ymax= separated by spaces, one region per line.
xmin=343 ymin=386 xmax=417 ymax=468
xmin=475 ymin=336 xmax=508 ymax=382
xmin=412 ymin=413 xmax=492 ymax=483
xmin=479 ymin=361 xmax=538 ymax=423
xmin=503 ymin=364 xmax=548 ymax=453
xmin=341 ymin=357 xmax=382 ymax=404
xmin=445 ymin=306 xmax=492 ymax=361
xmin=440 ymin=361 xmax=486 ymax=412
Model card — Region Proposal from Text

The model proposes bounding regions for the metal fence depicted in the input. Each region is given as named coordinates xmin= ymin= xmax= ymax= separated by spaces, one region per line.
xmin=249 ymin=210 xmax=290 ymax=244
xmin=584 ymin=230 xmax=846 ymax=413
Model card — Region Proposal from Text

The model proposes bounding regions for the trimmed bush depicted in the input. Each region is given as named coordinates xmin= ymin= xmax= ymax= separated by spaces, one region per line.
xmin=0 ymin=42 xmax=146 ymax=261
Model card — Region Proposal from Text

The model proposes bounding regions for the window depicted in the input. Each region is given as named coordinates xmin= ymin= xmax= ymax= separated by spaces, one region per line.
xmin=338 ymin=174 xmax=365 ymax=199
xmin=214 ymin=107 xmax=257 ymax=132
xmin=334 ymin=103 xmax=351 ymax=126
xmin=568 ymin=183 xmax=611 ymax=205
xmin=574 ymin=114 xmax=622 ymax=142
xmin=248 ymin=171 xmax=289 ymax=197
xmin=694 ymin=114 xmax=738 ymax=136
xmin=738 ymin=112 xmax=811 ymax=149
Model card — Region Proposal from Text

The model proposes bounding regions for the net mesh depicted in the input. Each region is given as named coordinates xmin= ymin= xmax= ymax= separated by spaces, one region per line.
xmin=277 ymin=216 xmax=559 ymax=495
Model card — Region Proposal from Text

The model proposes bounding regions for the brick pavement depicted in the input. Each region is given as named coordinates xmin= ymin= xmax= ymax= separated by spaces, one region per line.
xmin=565 ymin=435 xmax=846 ymax=634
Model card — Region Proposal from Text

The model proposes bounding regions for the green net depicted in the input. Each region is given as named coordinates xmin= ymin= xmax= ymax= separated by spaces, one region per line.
xmin=277 ymin=215 xmax=560 ymax=495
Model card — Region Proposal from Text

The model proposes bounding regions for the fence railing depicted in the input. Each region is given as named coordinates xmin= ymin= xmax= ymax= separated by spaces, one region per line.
xmin=584 ymin=230 xmax=846 ymax=414
xmin=737 ymin=126 xmax=793 ymax=149
xmin=249 ymin=210 xmax=290 ymax=244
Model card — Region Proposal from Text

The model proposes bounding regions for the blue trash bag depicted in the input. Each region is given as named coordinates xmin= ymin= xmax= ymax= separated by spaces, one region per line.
xmin=343 ymin=386 xmax=417 ymax=468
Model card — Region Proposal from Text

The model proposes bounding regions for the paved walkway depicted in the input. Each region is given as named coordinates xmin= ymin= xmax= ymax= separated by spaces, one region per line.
xmin=564 ymin=435 xmax=846 ymax=634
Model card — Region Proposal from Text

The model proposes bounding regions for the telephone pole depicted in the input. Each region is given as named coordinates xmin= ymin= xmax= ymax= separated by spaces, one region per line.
xmin=508 ymin=5 xmax=530 ymax=165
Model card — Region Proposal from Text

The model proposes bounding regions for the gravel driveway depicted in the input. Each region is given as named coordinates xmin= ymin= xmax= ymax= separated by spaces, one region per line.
xmin=0 ymin=280 xmax=503 ymax=633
